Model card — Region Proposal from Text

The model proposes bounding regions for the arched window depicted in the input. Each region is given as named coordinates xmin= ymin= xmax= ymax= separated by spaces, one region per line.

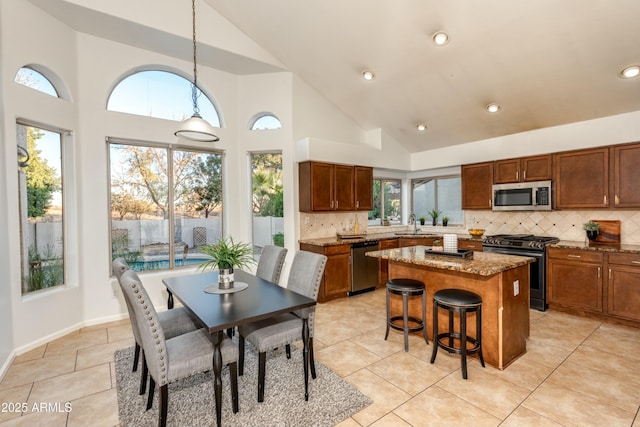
xmin=107 ymin=70 xmax=220 ymax=126
xmin=249 ymin=113 xmax=282 ymax=130
xmin=14 ymin=66 xmax=59 ymax=97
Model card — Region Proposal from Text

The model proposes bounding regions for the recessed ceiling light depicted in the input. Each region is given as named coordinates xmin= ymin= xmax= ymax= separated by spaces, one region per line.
xmin=432 ymin=31 xmax=449 ymax=46
xmin=362 ymin=70 xmax=376 ymax=81
xmin=620 ymin=65 xmax=640 ymax=79
xmin=417 ymin=123 xmax=427 ymax=132
xmin=486 ymin=103 xmax=501 ymax=113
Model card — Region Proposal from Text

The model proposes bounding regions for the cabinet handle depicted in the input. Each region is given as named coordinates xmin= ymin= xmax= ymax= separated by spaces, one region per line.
xmin=632 ymin=261 xmax=640 ymax=265
xmin=609 ymin=268 xmax=612 ymax=280
xmin=356 ymin=200 xmax=359 ymax=209
xmin=523 ymin=170 xmax=526 ymax=180
xmin=330 ymin=200 xmax=334 ymax=209
xmin=615 ymin=195 xmax=620 ymax=205
xmin=568 ymin=255 xmax=581 ymax=258
xmin=598 ymin=267 xmax=601 ymax=278
xmin=489 ymin=199 xmax=492 ymax=207
xmin=516 ymin=171 xmax=519 ymax=181
xmin=336 ymin=200 xmax=338 ymax=208
xmin=604 ymin=195 xmax=607 ymax=205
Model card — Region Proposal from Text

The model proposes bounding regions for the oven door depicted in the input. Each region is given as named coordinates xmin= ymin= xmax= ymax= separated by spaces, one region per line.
xmin=482 ymin=246 xmax=547 ymax=311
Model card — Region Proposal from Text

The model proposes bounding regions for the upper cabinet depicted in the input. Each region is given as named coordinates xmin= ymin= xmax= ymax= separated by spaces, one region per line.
xmin=554 ymin=147 xmax=609 ymax=209
xmin=461 ymin=162 xmax=493 ymax=209
xmin=494 ymin=155 xmax=552 ymax=184
xmin=299 ymin=161 xmax=372 ymax=212
xmin=612 ymin=142 xmax=640 ymax=208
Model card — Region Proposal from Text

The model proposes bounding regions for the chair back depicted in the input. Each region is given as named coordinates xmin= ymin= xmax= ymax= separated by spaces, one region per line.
xmin=119 ymin=269 xmax=169 ymax=386
xmin=287 ymin=251 xmax=327 ymax=336
xmin=112 ymin=257 xmax=130 ymax=280
xmin=256 ymin=245 xmax=288 ymax=284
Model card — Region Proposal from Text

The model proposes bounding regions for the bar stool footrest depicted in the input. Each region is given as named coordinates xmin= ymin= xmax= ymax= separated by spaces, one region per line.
xmin=389 ymin=316 xmax=425 ymax=333
xmin=434 ymin=332 xmax=481 ymax=355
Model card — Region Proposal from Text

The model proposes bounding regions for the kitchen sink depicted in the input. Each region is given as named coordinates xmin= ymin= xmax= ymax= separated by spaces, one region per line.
xmin=394 ymin=232 xmax=441 ymax=237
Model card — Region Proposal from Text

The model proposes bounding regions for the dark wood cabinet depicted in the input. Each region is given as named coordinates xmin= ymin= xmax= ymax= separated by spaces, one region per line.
xmin=300 ymin=243 xmax=351 ymax=302
xmin=553 ymin=147 xmax=609 ymax=209
xmin=461 ymin=162 xmax=493 ymax=209
xmin=494 ymin=155 xmax=552 ymax=183
xmin=612 ymin=142 xmax=640 ymax=208
xmin=354 ymin=166 xmax=373 ymax=211
xmin=547 ymin=247 xmax=604 ymax=313
xmin=458 ymin=238 xmax=483 ymax=251
xmin=398 ymin=237 xmax=436 ymax=247
xmin=607 ymin=253 xmax=640 ymax=322
xmin=299 ymin=161 xmax=372 ymax=212
xmin=378 ymin=238 xmax=399 ymax=286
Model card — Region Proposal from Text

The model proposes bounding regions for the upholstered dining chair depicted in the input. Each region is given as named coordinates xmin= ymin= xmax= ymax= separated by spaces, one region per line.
xmin=255 ymin=245 xmax=288 ymax=284
xmin=238 ymin=250 xmax=327 ymax=402
xmin=112 ymin=258 xmax=198 ymax=395
xmin=118 ymin=269 xmax=239 ymax=427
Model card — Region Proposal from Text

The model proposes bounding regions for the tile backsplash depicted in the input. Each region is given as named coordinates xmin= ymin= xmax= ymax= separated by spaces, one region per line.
xmin=299 ymin=210 xmax=640 ymax=245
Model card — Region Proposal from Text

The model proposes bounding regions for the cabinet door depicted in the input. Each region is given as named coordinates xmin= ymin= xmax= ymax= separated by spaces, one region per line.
xmin=547 ymin=259 xmax=603 ymax=312
xmin=494 ymin=159 xmax=520 ymax=184
xmin=554 ymin=148 xmax=609 ymax=209
xmin=458 ymin=239 xmax=483 ymax=251
xmin=334 ymin=164 xmax=355 ymax=211
xmin=461 ymin=162 xmax=493 ymax=209
xmin=378 ymin=238 xmax=399 ymax=286
xmin=613 ymin=142 xmax=640 ymax=208
xmin=522 ymin=155 xmax=552 ymax=182
xmin=354 ymin=166 xmax=373 ymax=211
xmin=323 ymin=252 xmax=351 ymax=299
xmin=607 ymin=265 xmax=640 ymax=321
xmin=298 ymin=161 xmax=334 ymax=212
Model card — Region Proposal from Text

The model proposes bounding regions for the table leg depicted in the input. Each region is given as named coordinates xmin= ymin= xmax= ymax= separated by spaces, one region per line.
xmin=167 ymin=290 xmax=174 ymax=309
xmin=302 ymin=317 xmax=310 ymax=401
xmin=213 ymin=330 xmax=223 ymax=427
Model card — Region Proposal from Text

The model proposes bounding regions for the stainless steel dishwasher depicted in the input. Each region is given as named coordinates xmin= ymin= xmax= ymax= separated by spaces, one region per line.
xmin=349 ymin=240 xmax=379 ymax=296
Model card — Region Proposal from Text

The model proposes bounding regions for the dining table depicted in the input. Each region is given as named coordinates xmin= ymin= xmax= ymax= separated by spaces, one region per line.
xmin=162 ymin=269 xmax=317 ymax=427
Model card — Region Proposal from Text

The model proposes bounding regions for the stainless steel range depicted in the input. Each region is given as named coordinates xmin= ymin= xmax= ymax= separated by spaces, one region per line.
xmin=482 ymin=234 xmax=559 ymax=311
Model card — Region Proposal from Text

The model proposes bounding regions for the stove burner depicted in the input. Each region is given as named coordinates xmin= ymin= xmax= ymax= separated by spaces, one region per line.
xmin=483 ymin=234 xmax=559 ymax=250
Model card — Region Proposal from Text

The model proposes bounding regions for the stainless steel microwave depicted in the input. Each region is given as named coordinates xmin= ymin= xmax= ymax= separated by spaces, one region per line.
xmin=492 ymin=180 xmax=553 ymax=211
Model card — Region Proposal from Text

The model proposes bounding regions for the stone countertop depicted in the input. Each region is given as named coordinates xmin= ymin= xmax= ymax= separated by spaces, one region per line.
xmin=552 ymin=240 xmax=640 ymax=254
xmin=365 ymin=245 xmax=534 ymax=276
xmin=299 ymin=232 xmax=484 ymax=247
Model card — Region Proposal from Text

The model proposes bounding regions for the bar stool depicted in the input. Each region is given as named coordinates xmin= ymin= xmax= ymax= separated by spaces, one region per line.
xmin=430 ymin=288 xmax=484 ymax=379
xmin=385 ymin=278 xmax=428 ymax=351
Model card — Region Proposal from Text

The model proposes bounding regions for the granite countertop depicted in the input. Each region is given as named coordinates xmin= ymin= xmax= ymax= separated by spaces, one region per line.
xmin=552 ymin=240 xmax=640 ymax=254
xmin=299 ymin=232 xmax=483 ymax=247
xmin=365 ymin=245 xmax=534 ymax=276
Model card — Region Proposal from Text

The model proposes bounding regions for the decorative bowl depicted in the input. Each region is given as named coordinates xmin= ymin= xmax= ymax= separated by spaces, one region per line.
xmin=468 ymin=228 xmax=485 ymax=237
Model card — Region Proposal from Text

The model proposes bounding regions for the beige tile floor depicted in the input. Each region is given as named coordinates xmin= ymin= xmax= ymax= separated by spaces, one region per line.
xmin=1 ymin=288 xmax=640 ymax=426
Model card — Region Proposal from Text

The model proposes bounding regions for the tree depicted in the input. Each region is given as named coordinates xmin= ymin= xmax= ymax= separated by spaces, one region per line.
xmin=251 ymin=154 xmax=283 ymax=217
xmin=22 ymin=127 xmax=60 ymax=218
xmin=190 ymin=154 xmax=223 ymax=218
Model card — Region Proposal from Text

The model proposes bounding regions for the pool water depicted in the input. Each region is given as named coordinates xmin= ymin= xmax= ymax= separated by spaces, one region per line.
xmin=130 ymin=257 xmax=210 ymax=271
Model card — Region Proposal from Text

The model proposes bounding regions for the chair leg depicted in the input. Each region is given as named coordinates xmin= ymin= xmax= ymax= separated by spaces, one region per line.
xmin=139 ymin=353 xmax=148 ymax=395
xmin=133 ymin=343 xmax=140 ymax=372
xmin=309 ymin=337 xmax=317 ymax=379
xmin=158 ymin=384 xmax=168 ymax=427
xmin=430 ymin=300 xmax=439 ymax=364
xmin=285 ymin=344 xmax=291 ymax=359
xmin=461 ymin=310 xmax=468 ymax=379
xmin=229 ymin=362 xmax=239 ymax=413
xmin=384 ymin=287 xmax=390 ymax=340
xmin=147 ymin=376 xmax=155 ymax=410
xmin=402 ymin=291 xmax=409 ymax=352
xmin=239 ymin=335 xmax=245 ymax=376
xmin=258 ymin=351 xmax=266 ymax=402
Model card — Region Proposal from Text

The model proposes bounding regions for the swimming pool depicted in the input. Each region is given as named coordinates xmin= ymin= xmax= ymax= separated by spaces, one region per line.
xmin=130 ymin=257 xmax=210 ymax=271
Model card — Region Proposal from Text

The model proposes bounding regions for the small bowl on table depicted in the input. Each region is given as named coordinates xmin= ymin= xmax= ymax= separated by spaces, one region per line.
xmin=468 ymin=229 xmax=485 ymax=237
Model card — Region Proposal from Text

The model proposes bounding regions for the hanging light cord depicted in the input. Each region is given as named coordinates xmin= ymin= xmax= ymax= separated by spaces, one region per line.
xmin=191 ymin=0 xmax=201 ymax=116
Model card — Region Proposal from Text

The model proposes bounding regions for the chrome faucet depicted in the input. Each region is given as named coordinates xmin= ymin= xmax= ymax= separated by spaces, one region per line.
xmin=409 ymin=213 xmax=418 ymax=234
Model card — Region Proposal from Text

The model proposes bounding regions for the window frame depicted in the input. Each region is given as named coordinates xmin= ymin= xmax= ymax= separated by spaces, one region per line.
xmin=411 ymin=174 xmax=463 ymax=226
xmin=369 ymin=177 xmax=403 ymax=226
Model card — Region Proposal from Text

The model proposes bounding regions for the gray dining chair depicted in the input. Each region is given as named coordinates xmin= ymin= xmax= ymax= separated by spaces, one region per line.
xmin=255 ymin=245 xmax=288 ymax=284
xmin=238 ymin=250 xmax=327 ymax=402
xmin=119 ymin=269 xmax=239 ymax=427
xmin=112 ymin=258 xmax=199 ymax=395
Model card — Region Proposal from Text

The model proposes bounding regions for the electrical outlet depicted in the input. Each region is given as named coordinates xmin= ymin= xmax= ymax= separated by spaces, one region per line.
xmin=513 ymin=280 xmax=520 ymax=296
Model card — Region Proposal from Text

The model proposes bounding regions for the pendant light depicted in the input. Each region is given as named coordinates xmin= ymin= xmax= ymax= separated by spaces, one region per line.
xmin=175 ymin=0 xmax=219 ymax=142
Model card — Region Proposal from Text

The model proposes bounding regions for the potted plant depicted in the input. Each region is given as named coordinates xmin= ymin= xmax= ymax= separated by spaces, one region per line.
xmin=383 ymin=216 xmax=390 ymax=226
xmin=583 ymin=220 xmax=600 ymax=241
xmin=428 ymin=209 xmax=441 ymax=226
xmin=199 ymin=237 xmax=256 ymax=289
xmin=442 ymin=216 xmax=449 ymax=227
xmin=419 ymin=216 xmax=426 ymax=226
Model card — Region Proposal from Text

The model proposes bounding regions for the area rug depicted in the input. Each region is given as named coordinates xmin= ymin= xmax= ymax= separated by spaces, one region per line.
xmin=115 ymin=344 xmax=371 ymax=426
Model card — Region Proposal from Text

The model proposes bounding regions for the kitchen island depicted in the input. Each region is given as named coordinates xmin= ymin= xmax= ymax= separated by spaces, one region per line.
xmin=366 ymin=246 xmax=534 ymax=369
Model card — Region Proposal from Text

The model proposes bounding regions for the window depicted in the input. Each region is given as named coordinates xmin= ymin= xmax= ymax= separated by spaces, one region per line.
xmin=250 ymin=153 xmax=283 ymax=259
xmin=369 ymin=179 xmax=402 ymax=225
xmin=109 ymin=140 xmax=223 ymax=272
xmin=107 ymin=70 xmax=220 ymax=126
xmin=249 ymin=114 xmax=282 ymax=130
xmin=18 ymin=123 xmax=65 ymax=293
xmin=412 ymin=176 xmax=463 ymax=225
xmin=14 ymin=66 xmax=59 ymax=97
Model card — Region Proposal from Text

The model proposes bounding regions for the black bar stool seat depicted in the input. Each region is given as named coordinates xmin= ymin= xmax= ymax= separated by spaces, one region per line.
xmin=385 ymin=278 xmax=428 ymax=351
xmin=430 ymin=288 xmax=485 ymax=379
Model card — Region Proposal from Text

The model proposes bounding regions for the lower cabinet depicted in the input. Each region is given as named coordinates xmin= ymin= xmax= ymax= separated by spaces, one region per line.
xmin=300 ymin=243 xmax=351 ymax=303
xmin=607 ymin=253 xmax=640 ymax=322
xmin=378 ymin=238 xmax=399 ymax=287
xmin=547 ymin=248 xmax=603 ymax=313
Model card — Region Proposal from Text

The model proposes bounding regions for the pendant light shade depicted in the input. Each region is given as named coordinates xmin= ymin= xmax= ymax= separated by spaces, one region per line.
xmin=175 ymin=0 xmax=219 ymax=142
